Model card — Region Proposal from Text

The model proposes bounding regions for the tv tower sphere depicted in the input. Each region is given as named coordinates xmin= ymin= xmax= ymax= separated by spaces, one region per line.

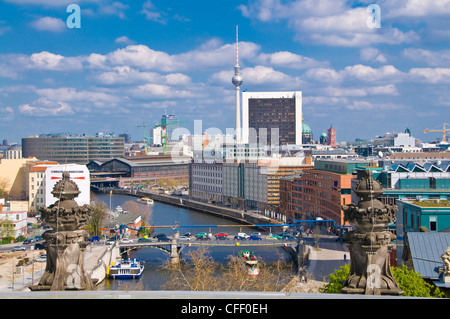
xmin=232 ymin=67 xmax=243 ymax=87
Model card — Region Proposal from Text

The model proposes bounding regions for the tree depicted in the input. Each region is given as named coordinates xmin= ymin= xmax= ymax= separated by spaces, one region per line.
xmin=0 ymin=177 xmax=10 ymax=199
xmin=85 ymin=202 xmax=107 ymax=237
xmin=320 ymin=263 xmax=444 ymax=298
xmin=162 ymin=247 xmax=294 ymax=292
xmin=392 ymin=264 xmax=444 ymax=298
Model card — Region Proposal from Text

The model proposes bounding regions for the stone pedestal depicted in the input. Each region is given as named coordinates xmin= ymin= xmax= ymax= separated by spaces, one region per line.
xmin=31 ymin=230 xmax=93 ymax=291
xmin=30 ymin=171 xmax=93 ymax=291
xmin=341 ymin=170 xmax=403 ymax=296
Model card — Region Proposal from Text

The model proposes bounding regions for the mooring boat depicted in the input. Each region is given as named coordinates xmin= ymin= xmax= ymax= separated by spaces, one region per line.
xmin=239 ymin=250 xmax=260 ymax=276
xmin=137 ymin=197 xmax=154 ymax=205
xmin=108 ymin=259 xmax=144 ymax=279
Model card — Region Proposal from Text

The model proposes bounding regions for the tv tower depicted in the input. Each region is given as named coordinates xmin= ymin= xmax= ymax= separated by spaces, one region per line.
xmin=232 ymin=25 xmax=243 ymax=143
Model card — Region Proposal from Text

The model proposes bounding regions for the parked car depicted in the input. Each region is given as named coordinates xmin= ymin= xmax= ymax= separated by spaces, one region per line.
xmin=153 ymin=233 xmax=167 ymax=238
xmin=120 ymin=238 xmax=133 ymax=244
xmin=87 ymin=236 xmax=100 ymax=242
xmin=282 ymin=234 xmax=296 ymax=241
xmin=34 ymin=254 xmax=47 ymax=262
xmin=195 ymin=232 xmax=208 ymax=239
xmin=234 ymin=235 xmax=248 ymax=240
xmin=12 ymin=246 xmax=26 ymax=251
xmin=214 ymin=232 xmax=228 ymax=239
xmin=250 ymin=232 xmax=261 ymax=237
xmin=158 ymin=236 xmax=171 ymax=242
xmin=178 ymin=236 xmax=191 ymax=241
xmin=237 ymin=232 xmax=250 ymax=239
xmin=23 ymin=238 xmax=35 ymax=244
xmin=182 ymin=232 xmax=192 ymax=237
xmin=265 ymin=234 xmax=279 ymax=240
xmin=138 ymin=237 xmax=152 ymax=243
xmin=272 ymin=234 xmax=283 ymax=239
xmin=34 ymin=243 xmax=45 ymax=250
xmin=249 ymin=235 xmax=262 ymax=240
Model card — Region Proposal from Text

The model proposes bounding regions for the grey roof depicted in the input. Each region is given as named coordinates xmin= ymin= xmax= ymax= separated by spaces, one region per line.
xmin=407 ymin=232 xmax=450 ymax=280
xmin=102 ymin=213 xmax=141 ymax=229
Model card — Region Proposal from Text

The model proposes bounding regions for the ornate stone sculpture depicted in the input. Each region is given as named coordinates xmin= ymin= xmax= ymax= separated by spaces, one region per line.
xmin=31 ymin=171 xmax=93 ymax=291
xmin=341 ymin=170 xmax=403 ymax=295
xmin=441 ymin=247 xmax=450 ymax=277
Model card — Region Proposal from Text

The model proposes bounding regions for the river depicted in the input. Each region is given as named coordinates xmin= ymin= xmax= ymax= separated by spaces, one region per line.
xmin=92 ymin=192 xmax=293 ymax=291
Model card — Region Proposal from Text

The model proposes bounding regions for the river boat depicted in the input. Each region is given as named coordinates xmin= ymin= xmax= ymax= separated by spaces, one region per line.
xmin=239 ymin=250 xmax=259 ymax=276
xmin=137 ymin=197 xmax=154 ymax=205
xmin=108 ymin=259 xmax=144 ymax=279
xmin=115 ymin=206 xmax=124 ymax=213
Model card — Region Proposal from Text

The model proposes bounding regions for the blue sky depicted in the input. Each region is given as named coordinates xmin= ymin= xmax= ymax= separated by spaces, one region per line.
xmin=0 ymin=0 xmax=449 ymax=145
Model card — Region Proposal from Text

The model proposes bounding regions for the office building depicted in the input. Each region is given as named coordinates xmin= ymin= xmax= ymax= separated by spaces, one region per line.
xmin=242 ymin=91 xmax=302 ymax=146
xmin=281 ymin=159 xmax=375 ymax=225
xmin=22 ymin=134 xmax=125 ymax=164
xmin=88 ymin=155 xmax=191 ymax=189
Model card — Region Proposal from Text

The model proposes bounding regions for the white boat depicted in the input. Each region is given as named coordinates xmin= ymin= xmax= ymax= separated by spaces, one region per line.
xmin=115 ymin=206 xmax=124 ymax=213
xmin=137 ymin=197 xmax=154 ymax=205
xmin=108 ymin=259 xmax=144 ymax=279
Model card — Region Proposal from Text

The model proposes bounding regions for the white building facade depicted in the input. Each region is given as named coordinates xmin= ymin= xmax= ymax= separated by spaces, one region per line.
xmin=45 ymin=164 xmax=90 ymax=207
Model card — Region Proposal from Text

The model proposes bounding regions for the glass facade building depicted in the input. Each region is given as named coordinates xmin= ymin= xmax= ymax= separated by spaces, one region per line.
xmin=22 ymin=135 xmax=125 ymax=164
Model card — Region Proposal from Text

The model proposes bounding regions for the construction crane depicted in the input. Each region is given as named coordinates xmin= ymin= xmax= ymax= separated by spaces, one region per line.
xmin=424 ymin=123 xmax=450 ymax=142
xmin=154 ymin=118 xmax=187 ymax=155
xmin=137 ymin=122 xmax=150 ymax=154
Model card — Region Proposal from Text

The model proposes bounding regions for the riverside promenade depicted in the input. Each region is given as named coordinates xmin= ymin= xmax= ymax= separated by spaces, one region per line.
xmin=0 ymin=243 xmax=118 ymax=292
xmin=111 ymin=188 xmax=287 ymax=230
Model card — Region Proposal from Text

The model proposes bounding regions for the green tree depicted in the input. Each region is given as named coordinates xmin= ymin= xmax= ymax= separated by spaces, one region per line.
xmin=392 ymin=264 xmax=444 ymax=298
xmin=85 ymin=201 xmax=108 ymax=237
xmin=320 ymin=263 xmax=444 ymax=298
xmin=319 ymin=264 xmax=350 ymax=294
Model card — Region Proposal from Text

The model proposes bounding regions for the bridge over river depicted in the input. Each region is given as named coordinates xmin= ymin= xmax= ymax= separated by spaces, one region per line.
xmin=116 ymin=233 xmax=316 ymax=271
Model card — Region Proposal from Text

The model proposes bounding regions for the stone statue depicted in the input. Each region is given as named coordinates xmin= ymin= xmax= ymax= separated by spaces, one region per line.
xmin=31 ymin=171 xmax=93 ymax=291
xmin=341 ymin=170 xmax=403 ymax=295
xmin=441 ymin=247 xmax=450 ymax=276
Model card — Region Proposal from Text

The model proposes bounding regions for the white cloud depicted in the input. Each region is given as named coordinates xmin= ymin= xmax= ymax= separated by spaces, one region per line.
xmin=360 ymin=48 xmax=387 ymax=64
xmin=305 ymin=68 xmax=343 ymax=83
xmin=28 ymin=51 xmax=83 ymax=71
xmin=345 ymin=101 xmax=406 ymax=111
xmin=18 ymin=99 xmax=73 ymax=116
xmin=130 ymin=83 xmax=196 ymax=99
xmin=384 ymin=0 xmax=450 ymax=18
xmin=402 ymin=48 xmax=450 ymax=67
xmin=255 ymin=51 xmax=328 ymax=69
xmin=325 ymin=84 xmax=398 ymax=97
xmin=342 ymin=64 xmax=404 ymax=82
xmin=239 ymin=0 xmax=419 ymax=46
xmin=140 ymin=0 xmax=167 ymax=24
xmin=115 ymin=36 xmax=136 ymax=45
xmin=408 ymin=68 xmax=450 ymax=83
xmin=30 ymin=17 xmax=66 ymax=33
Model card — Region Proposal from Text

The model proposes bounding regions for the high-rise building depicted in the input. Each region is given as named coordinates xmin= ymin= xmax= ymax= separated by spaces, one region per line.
xmin=22 ymin=134 xmax=124 ymax=164
xmin=327 ymin=125 xmax=337 ymax=147
xmin=242 ymin=91 xmax=302 ymax=146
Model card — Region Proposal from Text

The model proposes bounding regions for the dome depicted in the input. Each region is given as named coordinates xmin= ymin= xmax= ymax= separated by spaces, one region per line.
xmin=302 ymin=122 xmax=312 ymax=134
xmin=321 ymin=132 xmax=327 ymax=137
xmin=232 ymin=74 xmax=243 ymax=86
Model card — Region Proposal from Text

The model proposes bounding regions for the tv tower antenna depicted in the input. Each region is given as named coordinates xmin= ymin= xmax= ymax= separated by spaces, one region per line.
xmin=232 ymin=25 xmax=243 ymax=143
